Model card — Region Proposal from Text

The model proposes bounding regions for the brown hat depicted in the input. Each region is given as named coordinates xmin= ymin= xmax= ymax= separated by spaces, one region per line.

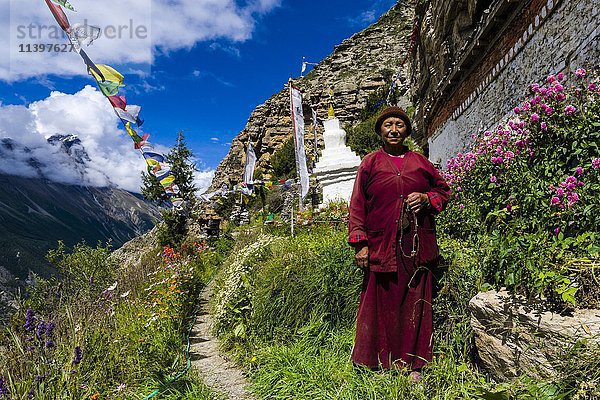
xmin=374 ymin=106 xmax=412 ymax=135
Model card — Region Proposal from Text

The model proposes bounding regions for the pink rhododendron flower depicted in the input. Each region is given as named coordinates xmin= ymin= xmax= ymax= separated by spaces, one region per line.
xmin=557 ymin=72 xmax=564 ymax=81
xmin=551 ymin=196 xmax=561 ymax=206
xmin=459 ymin=204 xmax=465 ymax=210
xmin=490 ymin=175 xmax=497 ymax=183
xmin=539 ymin=87 xmax=548 ymax=96
xmin=564 ymin=105 xmax=576 ymax=115
xmin=567 ymin=192 xmax=580 ymax=204
xmin=531 ymin=113 xmax=540 ymax=122
xmin=506 ymin=204 xmax=512 ymax=212
xmin=593 ymin=158 xmax=600 ymax=169
xmin=555 ymin=92 xmax=566 ymax=101
xmin=553 ymin=83 xmax=564 ymax=92
xmin=554 ymin=227 xmax=560 ymax=236
xmin=540 ymin=122 xmax=548 ymax=131
xmin=530 ymin=83 xmax=540 ymax=92
xmin=555 ymin=188 xmax=565 ymax=197
xmin=545 ymin=106 xmax=553 ymax=116
xmin=589 ymin=83 xmax=598 ymax=91
xmin=575 ymin=68 xmax=586 ymax=77
xmin=513 ymin=106 xmax=521 ymax=114
xmin=547 ymin=75 xmax=556 ymax=83
xmin=576 ymin=167 xmax=583 ymax=176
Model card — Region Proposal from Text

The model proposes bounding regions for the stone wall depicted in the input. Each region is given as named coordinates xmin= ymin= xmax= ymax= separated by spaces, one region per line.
xmin=412 ymin=0 xmax=599 ymax=166
xmin=208 ymin=2 xmax=416 ymax=191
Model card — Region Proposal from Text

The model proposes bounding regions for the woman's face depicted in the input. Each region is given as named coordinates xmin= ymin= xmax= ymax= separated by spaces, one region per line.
xmin=379 ymin=116 xmax=408 ymax=148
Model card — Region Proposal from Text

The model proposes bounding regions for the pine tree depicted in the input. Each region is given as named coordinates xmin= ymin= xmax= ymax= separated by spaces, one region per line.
xmin=141 ymin=130 xmax=198 ymax=206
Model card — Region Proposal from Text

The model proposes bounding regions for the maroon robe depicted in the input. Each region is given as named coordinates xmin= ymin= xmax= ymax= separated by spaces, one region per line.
xmin=348 ymin=148 xmax=451 ymax=369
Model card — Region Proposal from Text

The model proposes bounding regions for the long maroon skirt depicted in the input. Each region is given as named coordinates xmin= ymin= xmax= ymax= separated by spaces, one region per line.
xmin=351 ymin=247 xmax=434 ymax=370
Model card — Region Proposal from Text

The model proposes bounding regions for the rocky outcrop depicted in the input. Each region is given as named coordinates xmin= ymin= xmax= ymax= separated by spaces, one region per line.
xmin=469 ymin=289 xmax=600 ymax=381
xmin=209 ymin=2 xmax=416 ymax=191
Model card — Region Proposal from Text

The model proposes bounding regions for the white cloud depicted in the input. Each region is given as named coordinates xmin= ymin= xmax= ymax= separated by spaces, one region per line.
xmin=194 ymin=169 xmax=214 ymax=194
xmin=0 ymin=86 xmax=213 ymax=193
xmin=1 ymin=0 xmax=281 ymax=82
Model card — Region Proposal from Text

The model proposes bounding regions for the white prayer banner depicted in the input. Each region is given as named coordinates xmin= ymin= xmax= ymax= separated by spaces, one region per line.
xmin=244 ymin=140 xmax=256 ymax=185
xmin=289 ymin=84 xmax=310 ymax=200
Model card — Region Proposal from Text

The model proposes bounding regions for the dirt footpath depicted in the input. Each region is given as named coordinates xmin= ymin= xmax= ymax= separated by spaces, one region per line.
xmin=189 ymin=280 xmax=255 ymax=400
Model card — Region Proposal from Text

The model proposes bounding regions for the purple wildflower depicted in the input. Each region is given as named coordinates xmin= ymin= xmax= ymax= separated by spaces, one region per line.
xmin=35 ymin=321 xmax=46 ymax=339
xmin=28 ymin=388 xmax=35 ymax=399
xmin=0 ymin=377 xmax=8 ymax=396
xmin=24 ymin=308 xmax=36 ymax=331
xmin=73 ymin=346 xmax=83 ymax=364
xmin=506 ymin=204 xmax=512 ymax=212
xmin=554 ymin=227 xmax=560 ymax=236
xmin=45 ymin=340 xmax=54 ymax=349
xmin=45 ymin=321 xmax=56 ymax=337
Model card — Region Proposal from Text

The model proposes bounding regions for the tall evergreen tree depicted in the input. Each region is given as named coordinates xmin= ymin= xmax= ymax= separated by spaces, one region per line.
xmin=141 ymin=131 xmax=198 ymax=206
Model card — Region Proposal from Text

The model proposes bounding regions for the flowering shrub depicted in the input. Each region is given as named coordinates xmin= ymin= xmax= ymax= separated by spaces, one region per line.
xmin=212 ymin=234 xmax=279 ymax=341
xmin=439 ymin=68 xmax=600 ymax=305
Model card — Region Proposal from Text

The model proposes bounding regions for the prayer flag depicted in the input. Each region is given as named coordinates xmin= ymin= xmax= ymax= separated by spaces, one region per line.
xmin=289 ymin=84 xmax=310 ymax=200
xmin=242 ymin=139 xmax=256 ymax=195
xmin=44 ymin=0 xmax=70 ymax=32
xmin=97 ymin=81 xmax=121 ymax=97
xmin=142 ymin=151 xmax=165 ymax=163
xmin=90 ymin=64 xmax=124 ymax=85
xmin=51 ymin=0 xmax=75 ymax=11
xmin=108 ymin=95 xmax=127 ymax=110
xmin=115 ymin=106 xmax=143 ymax=126
xmin=68 ymin=23 xmax=101 ymax=53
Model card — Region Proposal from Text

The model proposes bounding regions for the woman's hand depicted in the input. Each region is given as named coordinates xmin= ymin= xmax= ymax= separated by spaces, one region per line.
xmin=355 ymin=245 xmax=369 ymax=270
xmin=406 ymin=192 xmax=430 ymax=213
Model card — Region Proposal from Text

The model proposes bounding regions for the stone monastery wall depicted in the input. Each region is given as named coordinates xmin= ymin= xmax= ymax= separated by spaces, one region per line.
xmin=413 ymin=0 xmax=599 ymax=167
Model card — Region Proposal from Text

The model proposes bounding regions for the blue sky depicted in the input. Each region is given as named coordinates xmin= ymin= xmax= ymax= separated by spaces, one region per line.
xmin=0 ymin=0 xmax=396 ymax=191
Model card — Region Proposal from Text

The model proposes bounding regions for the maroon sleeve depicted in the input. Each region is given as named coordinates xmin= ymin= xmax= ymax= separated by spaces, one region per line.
xmin=425 ymin=160 xmax=451 ymax=214
xmin=348 ymin=160 xmax=369 ymax=247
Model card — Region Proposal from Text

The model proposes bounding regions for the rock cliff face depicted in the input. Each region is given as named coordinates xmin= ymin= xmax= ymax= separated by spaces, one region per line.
xmin=209 ymin=2 xmax=416 ymax=191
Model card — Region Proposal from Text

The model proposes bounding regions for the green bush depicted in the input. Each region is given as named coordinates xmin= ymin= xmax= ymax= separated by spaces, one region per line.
xmin=270 ymin=137 xmax=296 ymax=180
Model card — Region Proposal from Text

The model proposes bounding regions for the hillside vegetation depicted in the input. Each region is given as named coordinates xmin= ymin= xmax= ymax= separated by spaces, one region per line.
xmin=1 ymin=70 xmax=598 ymax=399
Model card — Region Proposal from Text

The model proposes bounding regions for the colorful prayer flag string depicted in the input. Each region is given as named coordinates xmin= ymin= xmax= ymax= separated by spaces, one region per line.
xmin=43 ymin=0 xmax=184 ymax=208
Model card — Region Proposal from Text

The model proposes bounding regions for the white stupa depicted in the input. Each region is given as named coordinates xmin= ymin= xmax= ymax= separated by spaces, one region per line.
xmin=313 ymin=103 xmax=361 ymax=206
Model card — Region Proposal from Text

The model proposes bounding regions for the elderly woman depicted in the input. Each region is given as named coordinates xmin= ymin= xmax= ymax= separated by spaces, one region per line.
xmin=348 ymin=106 xmax=451 ymax=379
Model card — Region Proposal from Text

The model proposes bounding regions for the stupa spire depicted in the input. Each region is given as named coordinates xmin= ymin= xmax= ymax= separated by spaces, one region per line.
xmin=327 ymin=88 xmax=335 ymax=119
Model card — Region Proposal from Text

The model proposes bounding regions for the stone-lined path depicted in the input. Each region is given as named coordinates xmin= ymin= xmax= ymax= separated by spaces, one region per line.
xmin=189 ymin=280 xmax=254 ymax=399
